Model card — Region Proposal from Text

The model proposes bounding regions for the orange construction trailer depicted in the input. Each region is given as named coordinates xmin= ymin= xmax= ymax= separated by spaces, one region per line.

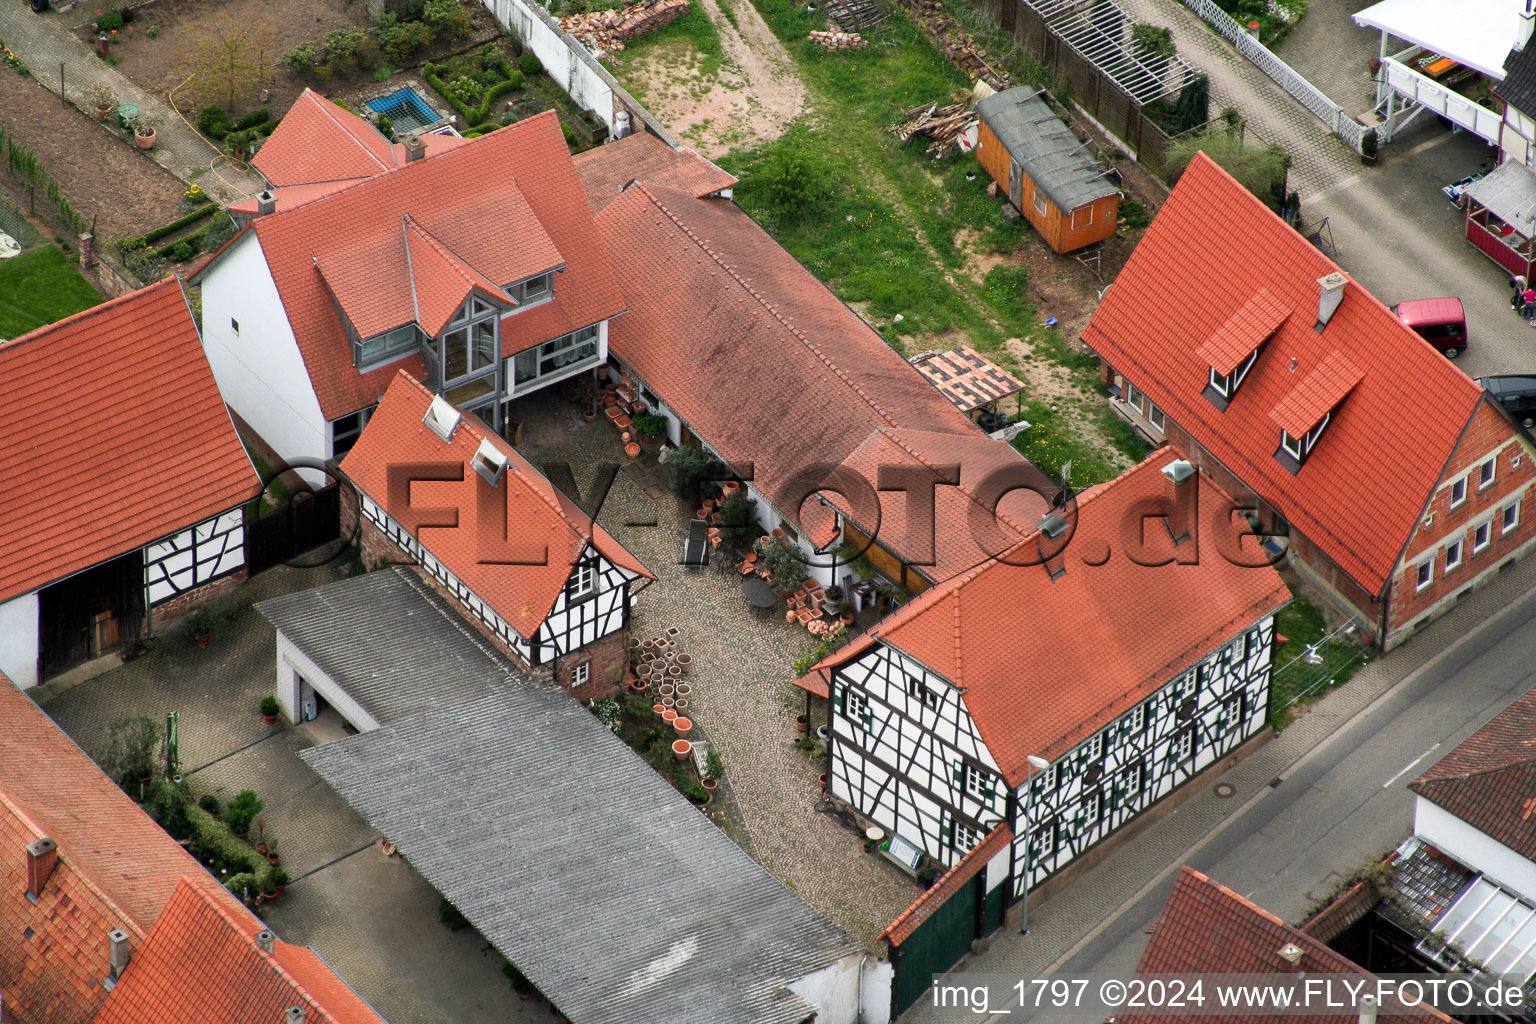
xmin=974 ymin=88 xmax=1121 ymax=254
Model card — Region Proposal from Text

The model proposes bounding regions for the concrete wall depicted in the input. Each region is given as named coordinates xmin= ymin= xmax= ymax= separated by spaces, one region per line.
xmin=0 ymin=593 xmax=39 ymax=690
xmin=274 ymin=629 xmax=381 ymax=731
xmin=1416 ymin=796 xmax=1536 ymax=904
xmin=788 ymin=953 xmax=893 ymax=1024
xmin=200 ymin=231 xmax=329 ymax=485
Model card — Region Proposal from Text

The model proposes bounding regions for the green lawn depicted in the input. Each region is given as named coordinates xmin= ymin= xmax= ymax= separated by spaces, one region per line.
xmin=0 ymin=245 xmax=102 ymax=341
xmin=708 ymin=1 xmax=1146 ymax=487
xmin=1269 ymin=594 xmax=1370 ymax=730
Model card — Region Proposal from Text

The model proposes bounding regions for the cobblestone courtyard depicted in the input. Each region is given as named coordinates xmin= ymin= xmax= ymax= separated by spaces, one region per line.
xmin=513 ymin=390 xmax=922 ymax=947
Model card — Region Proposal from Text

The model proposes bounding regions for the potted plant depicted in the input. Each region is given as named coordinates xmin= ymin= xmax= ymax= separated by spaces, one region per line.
xmin=128 ymin=113 xmax=158 ymax=150
xmin=703 ymin=749 xmax=724 ymax=792
xmin=259 ymin=695 xmax=280 ymax=724
xmin=186 ymin=605 xmax=216 ymax=646
xmin=85 ymin=83 xmax=117 ymax=122
xmin=261 ymin=876 xmax=278 ymax=903
xmin=266 ymin=838 xmax=280 ymax=866
xmin=269 ymin=867 xmax=289 ymax=896
xmin=1360 ymin=127 xmax=1378 ymax=166
xmin=198 ymin=793 xmax=222 ymax=819
xmin=225 ymin=790 xmax=263 ymax=839
xmin=252 ymin=815 xmax=268 ymax=853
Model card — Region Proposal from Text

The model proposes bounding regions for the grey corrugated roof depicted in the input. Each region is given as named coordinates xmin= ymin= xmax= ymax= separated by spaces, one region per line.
xmin=1500 ymin=44 xmax=1536 ymax=118
xmin=301 ymin=690 xmax=861 ymax=1024
xmin=257 ymin=568 xmax=537 ymax=726
xmin=976 ymin=87 xmax=1121 ymax=212
xmin=1464 ymin=158 xmax=1536 ymax=237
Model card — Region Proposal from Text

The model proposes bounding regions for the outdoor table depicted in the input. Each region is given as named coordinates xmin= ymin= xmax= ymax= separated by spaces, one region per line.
xmin=742 ymin=575 xmax=776 ymax=618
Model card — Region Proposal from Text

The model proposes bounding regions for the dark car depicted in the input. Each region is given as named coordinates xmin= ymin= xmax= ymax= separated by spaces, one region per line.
xmin=1477 ymin=375 xmax=1536 ymax=429
xmin=1391 ymin=297 xmax=1467 ymax=358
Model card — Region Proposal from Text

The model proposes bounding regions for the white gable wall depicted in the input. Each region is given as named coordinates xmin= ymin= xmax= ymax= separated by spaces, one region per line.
xmin=1415 ymin=795 xmax=1536 ymax=904
xmin=0 ymin=593 xmax=39 ymax=689
xmin=200 ymin=232 xmax=328 ymax=484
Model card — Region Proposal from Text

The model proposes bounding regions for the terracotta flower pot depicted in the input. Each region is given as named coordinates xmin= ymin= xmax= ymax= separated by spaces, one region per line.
xmin=676 ymin=653 xmax=691 ymax=669
xmin=702 ymin=776 xmax=718 ymax=792
xmin=135 ymin=129 xmax=156 ymax=150
xmin=194 ymin=633 xmax=212 ymax=647
xmin=672 ymin=739 xmax=692 ymax=761
xmin=796 ymin=714 xmax=809 ymax=733
xmin=625 ymin=442 xmax=641 ymax=458
xmin=257 ymin=842 xmax=269 ymax=856
xmin=675 ymin=683 xmax=691 ymax=699
xmin=268 ymin=852 xmax=280 ymax=866
xmin=662 ymin=708 xmax=678 ymax=723
xmin=658 ymin=684 xmax=674 ymax=699
xmin=675 ymin=697 xmax=688 ymax=711
xmin=628 ymin=679 xmax=647 ymax=695
xmin=673 ymin=717 xmax=692 ymax=737
xmin=96 ymin=107 xmax=111 ymax=122
xmin=818 ymin=772 xmax=828 ymax=788
xmin=652 ymin=704 xmax=665 ymax=716
xmin=262 ymin=713 xmax=277 ymax=725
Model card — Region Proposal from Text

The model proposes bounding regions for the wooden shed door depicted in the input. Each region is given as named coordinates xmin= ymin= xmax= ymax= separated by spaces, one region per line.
xmin=37 ymin=550 xmax=144 ymax=679
xmin=1008 ymin=161 xmax=1023 ymax=209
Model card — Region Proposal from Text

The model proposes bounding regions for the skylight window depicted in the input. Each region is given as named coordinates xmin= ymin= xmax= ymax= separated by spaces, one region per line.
xmin=470 ymin=437 xmax=508 ymax=486
xmin=423 ymin=395 xmax=461 ymax=441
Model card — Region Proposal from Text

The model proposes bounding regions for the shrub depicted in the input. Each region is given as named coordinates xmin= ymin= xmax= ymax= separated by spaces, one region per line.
xmin=145 ymin=24 xmax=158 ymax=38
xmin=632 ymin=412 xmax=667 ymax=437
xmin=1121 ymin=198 xmax=1149 ymax=228
xmin=685 ymin=781 xmax=709 ymax=803
xmin=268 ymin=867 xmax=289 ymax=887
xmin=95 ymin=715 xmax=162 ymax=789
xmin=281 ymin=41 xmax=318 ymax=74
xmin=374 ymin=63 xmax=395 ymax=81
xmin=753 ymin=535 xmax=807 ymax=586
xmin=143 ymin=776 xmax=194 ymax=839
xmin=375 ymin=112 xmax=396 ymax=141
xmin=740 ymin=135 xmax=836 ymax=226
xmin=225 ymin=789 xmax=264 ymax=834
xmin=439 ymin=897 xmax=471 ymax=929
xmin=311 ymin=63 xmax=334 ymax=85
xmin=84 ymin=83 xmax=117 ymax=111
xmin=224 ymin=872 xmax=260 ymax=905
xmin=517 ymin=52 xmax=542 ymax=75
xmin=666 ymin=444 xmax=727 ymax=502
xmin=97 ymin=11 xmax=124 ymax=31
xmin=260 ymin=695 xmax=280 ymax=716
xmin=131 ymin=203 xmax=216 ymax=247
xmin=423 ymin=61 xmax=524 ymax=127
xmin=590 ymin=698 xmax=622 ymax=735
xmin=197 ymin=105 xmax=228 ymax=136
xmin=322 ymin=27 xmax=368 ymax=69
xmin=706 ymin=749 xmax=725 ymax=780
xmin=377 ymin=15 xmax=434 ymax=63
xmin=198 ymin=793 xmax=222 ymax=816
xmin=423 ymin=0 xmax=473 ymax=39
xmin=170 ymin=241 xmax=193 ymax=262
xmin=354 ymin=34 xmax=385 ymax=71
xmin=230 ymin=107 xmax=270 ymax=131
xmin=715 ymin=492 xmax=757 ymax=543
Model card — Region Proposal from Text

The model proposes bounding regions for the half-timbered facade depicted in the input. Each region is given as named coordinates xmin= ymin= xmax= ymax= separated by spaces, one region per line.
xmin=0 ymin=280 xmax=257 ymax=688
xmin=338 ymin=371 xmax=652 ymax=700
xmin=800 ymin=452 xmax=1290 ymax=901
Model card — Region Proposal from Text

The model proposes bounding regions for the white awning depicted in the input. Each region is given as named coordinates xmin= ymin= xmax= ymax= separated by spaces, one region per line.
xmin=1351 ymin=0 xmax=1527 ymax=79
xmin=1464 ymin=159 xmax=1536 ymax=237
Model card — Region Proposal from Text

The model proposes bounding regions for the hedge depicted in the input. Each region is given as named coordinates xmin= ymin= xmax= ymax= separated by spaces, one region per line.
xmin=423 ymin=59 xmax=525 ymax=127
xmin=153 ymin=221 xmax=214 ymax=260
xmin=187 ymin=805 xmax=281 ymax=889
xmin=130 ymin=203 xmax=217 ymax=248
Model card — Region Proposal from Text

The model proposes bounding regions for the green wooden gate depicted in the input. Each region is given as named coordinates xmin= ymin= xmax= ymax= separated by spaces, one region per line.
xmin=891 ymin=876 xmax=984 ymax=1015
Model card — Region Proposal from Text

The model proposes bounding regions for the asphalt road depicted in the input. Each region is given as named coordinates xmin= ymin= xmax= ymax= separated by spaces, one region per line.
xmin=1049 ymin=576 xmax=1536 ymax=979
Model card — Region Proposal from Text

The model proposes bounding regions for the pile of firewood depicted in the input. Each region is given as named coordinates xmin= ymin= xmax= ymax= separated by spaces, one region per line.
xmin=889 ymin=100 xmax=976 ymax=155
xmin=559 ymin=0 xmax=689 ymax=54
xmin=895 ymin=0 xmax=1010 ymax=90
xmin=808 ymin=29 xmax=866 ymax=48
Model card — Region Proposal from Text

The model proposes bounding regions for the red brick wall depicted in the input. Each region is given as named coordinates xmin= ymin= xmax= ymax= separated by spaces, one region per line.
xmin=1384 ymin=402 xmax=1536 ymax=646
xmin=555 ymin=628 xmax=627 ymax=702
xmin=146 ymin=569 xmax=249 ymax=632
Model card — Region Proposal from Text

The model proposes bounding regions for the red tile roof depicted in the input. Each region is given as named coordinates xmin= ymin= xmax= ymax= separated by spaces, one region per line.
xmin=0 ymin=279 xmax=257 ymax=604
xmin=1129 ymin=867 xmax=1449 ymax=1024
xmin=218 ymin=111 xmax=624 ymax=421
xmin=596 ymin=183 xmax=1040 ymax=578
xmin=340 ymin=371 xmax=652 ymax=637
xmin=0 ymin=673 xmax=382 ymax=1024
xmin=1409 ymin=686 xmax=1536 ymax=861
xmin=810 ymin=452 xmax=1290 ymax=785
xmin=1194 ymin=288 xmax=1290 ymax=376
xmin=1268 ymin=349 xmax=1365 ymax=437
xmin=228 ymin=178 xmax=369 ymax=216
xmin=253 ymin=89 xmax=398 ymax=187
xmin=401 ymin=215 xmax=517 ymax=337
xmin=1081 ymin=153 xmax=1487 ymax=596
xmin=879 ymin=823 xmax=1012 ymax=945
xmin=97 ymin=879 xmax=384 ymax=1024
xmin=572 ymin=131 xmax=737 ymax=214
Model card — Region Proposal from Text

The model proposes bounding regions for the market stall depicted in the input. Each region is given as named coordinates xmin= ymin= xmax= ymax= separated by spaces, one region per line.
xmin=1463 ymin=158 xmax=1536 ymax=279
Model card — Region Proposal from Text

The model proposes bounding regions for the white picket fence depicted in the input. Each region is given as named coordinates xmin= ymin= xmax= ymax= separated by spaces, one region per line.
xmin=1179 ymin=0 xmax=1367 ymax=152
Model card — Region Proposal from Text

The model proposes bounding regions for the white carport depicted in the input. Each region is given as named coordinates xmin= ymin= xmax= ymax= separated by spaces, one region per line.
xmin=1351 ymin=0 xmax=1532 ymax=142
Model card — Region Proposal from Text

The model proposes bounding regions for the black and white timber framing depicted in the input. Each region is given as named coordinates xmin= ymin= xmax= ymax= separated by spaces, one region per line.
xmin=827 ymin=613 xmax=1277 ymax=900
xmin=358 ymin=494 xmax=638 ymax=664
xmin=142 ymin=508 xmax=246 ymax=606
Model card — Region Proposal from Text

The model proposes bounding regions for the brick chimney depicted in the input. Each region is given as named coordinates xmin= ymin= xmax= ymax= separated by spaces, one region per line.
xmin=1315 ymin=273 xmax=1347 ymax=331
xmin=256 ymin=190 xmax=277 ymax=217
xmin=1162 ymin=459 xmax=1197 ymax=546
xmin=403 ymin=135 xmax=425 ymax=162
xmin=1277 ymin=941 xmax=1305 ymax=971
xmin=25 ymin=837 xmax=58 ymax=900
xmin=109 ymin=929 xmax=131 ymax=980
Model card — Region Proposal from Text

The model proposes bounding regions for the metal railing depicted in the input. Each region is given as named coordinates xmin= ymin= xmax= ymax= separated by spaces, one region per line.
xmin=1178 ymin=0 xmax=1366 ymax=152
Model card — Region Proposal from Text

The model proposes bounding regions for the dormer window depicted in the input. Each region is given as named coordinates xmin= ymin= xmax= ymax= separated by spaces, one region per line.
xmin=1268 ymin=350 xmax=1361 ymax=476
xmin=508 ymin=272 xmax=554 ymax=308
xmin=1207 ymin=350 xmax=1258 ymax=406
xmin=470 ymin=437 xmax=508 ymax=486
xmin=1197 ymin=289 xmax=1290 ymax=411
xmin=1277 ymin=412 xmax=1330 ymax=469
xmin=356 ymin=323 xmax=419 ymax=369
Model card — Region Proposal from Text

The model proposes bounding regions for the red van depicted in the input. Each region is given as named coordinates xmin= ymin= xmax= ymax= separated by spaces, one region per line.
xmin=1391 ymin=297 xmax=1467 ymax=358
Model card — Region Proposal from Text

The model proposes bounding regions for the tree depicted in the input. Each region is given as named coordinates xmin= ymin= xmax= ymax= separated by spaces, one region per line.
xmin=666 ymin=445 xmax=728 ymax=503
xmin=1164 ymin=130 xmax=1291 ymax=212
xmin=177 ymin=14 xmax=277 ymax=112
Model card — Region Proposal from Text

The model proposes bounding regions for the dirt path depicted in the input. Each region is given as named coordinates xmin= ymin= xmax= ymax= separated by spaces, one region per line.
xmin=625 ymin=0 xmax=805 ymax=158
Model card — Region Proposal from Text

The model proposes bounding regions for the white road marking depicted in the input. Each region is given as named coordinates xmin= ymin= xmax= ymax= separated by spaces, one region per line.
xmin=1383 ymin=743 xmax=1440 ymax=788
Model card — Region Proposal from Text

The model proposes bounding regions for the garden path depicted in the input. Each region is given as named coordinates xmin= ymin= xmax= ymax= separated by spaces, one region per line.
xmin=0 ymin=5 xmax=263 ymax=202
